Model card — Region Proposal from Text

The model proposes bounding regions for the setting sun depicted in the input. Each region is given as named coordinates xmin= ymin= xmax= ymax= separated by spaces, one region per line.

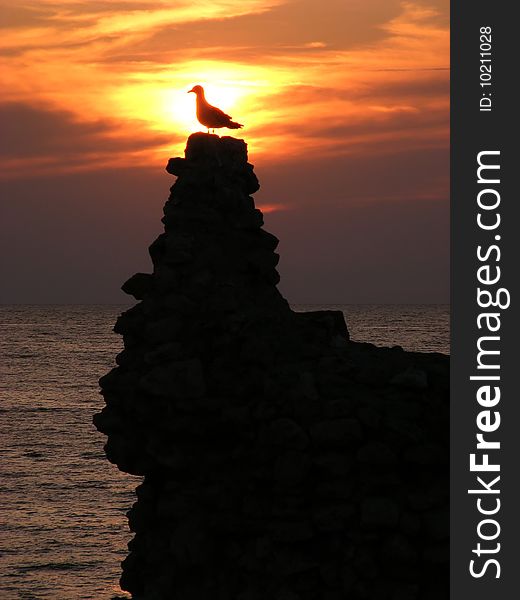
xmin=105 ymin=64 xmax=279 ymax=157
xmin=0 ymin=0 xmax=448 ymax=177
xmin=172 ymin=83 xmax=244 ymax=132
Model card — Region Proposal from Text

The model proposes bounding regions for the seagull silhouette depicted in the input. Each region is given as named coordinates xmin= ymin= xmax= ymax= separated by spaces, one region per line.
xmin=188 ymin=85 xmax=244 ymax=133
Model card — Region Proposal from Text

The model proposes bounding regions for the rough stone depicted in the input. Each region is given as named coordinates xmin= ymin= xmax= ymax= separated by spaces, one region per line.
xmin=390 ymin=367 xmax=428 ymax=390
xmin=94 ymin=133 xmax=449 ymax=600
xmin=310 ymin=419 xmax=364 ymax=447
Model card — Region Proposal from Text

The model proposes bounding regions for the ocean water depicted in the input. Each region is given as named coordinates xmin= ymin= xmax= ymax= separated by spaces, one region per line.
xmin=0 ymin=304 xmax=449 ymax=599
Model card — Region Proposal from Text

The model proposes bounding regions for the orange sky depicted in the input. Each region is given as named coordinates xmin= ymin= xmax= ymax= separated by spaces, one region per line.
xmin=0 ymin=0 xmax=449 ymax=304
xmin=1 ymin=0 xmax=448 ymax=176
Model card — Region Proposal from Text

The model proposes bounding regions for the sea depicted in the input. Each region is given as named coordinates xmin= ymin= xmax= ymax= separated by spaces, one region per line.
xmin=0 ymin=304 xmax=449 ymax=599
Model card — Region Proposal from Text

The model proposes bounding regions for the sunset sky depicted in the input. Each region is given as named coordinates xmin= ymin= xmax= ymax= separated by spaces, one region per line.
xmin=0 ymin=0 xmax=449 ymax=304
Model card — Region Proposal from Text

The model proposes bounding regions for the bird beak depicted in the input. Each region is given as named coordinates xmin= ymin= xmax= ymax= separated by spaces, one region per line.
xmin=188 ymin=88 xmax=195 ymax=93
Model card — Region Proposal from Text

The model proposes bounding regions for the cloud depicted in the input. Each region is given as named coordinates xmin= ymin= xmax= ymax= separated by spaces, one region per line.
xmin=0 ymin=102 xmax=179 ymax=178
xmin=0 ymin=1 xmax=449 ymax=170
xmin=0 ymin=0 xmax=450 ymax=304
xmin=256 ymin=202 xmax=290 ymax=213
xmin=0 ymin=0 xmax=281 ymax=55
xmin=0 ymin=2 xmax=51 ymax=29
xmin=119 ymin=0 xmax=404 ymax=63
xmin=254 ymin=145 xmax=448 ymax=212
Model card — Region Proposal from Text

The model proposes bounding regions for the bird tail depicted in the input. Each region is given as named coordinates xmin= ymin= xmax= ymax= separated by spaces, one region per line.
xmin=228 ymin=121 xmax=244 ymax=129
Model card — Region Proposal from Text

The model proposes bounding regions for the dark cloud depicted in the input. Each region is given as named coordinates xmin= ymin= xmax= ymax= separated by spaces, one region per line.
xmin=254 ymin=145 xmax=448 ymax=211
xmin=94 ymin=0 xmax=449 ymax=65
xmin=354 ymin=75 xmax=449 ymax=100
xmin=245 ymin=74 xmax=449 ymax=158
xmin=115 ymin=0 xmax=404 ymax=64
xmin=0 ymin=102 xmax=179 ymax=171
xmin=267 ymin=76 xmax=449 ymax=107
xmin=2 ymin=0 xmax=449 ymax=61
xmin=0 ymin=2 xmax=51 ymax=29
xmin=271 ymin=106 xmax=447 ymax=139
xmin=250 ymin=106 xmax=448 ymax=161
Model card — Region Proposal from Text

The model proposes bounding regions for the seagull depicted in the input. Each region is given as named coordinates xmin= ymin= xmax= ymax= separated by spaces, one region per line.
xmin=188 ymin=85 xmax=244 ymax=132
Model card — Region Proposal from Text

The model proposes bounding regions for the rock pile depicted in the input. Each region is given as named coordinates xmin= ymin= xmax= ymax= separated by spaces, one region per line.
xmin=94 ymin=133 xmax=449 ymax=600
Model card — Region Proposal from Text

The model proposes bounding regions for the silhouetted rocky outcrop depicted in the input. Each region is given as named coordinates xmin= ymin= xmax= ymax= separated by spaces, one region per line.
xmin=94 ymin=133 xmax=449 ymax=600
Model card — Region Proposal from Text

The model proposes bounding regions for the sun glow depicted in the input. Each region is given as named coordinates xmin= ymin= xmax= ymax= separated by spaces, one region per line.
xmin=106 ymin=60 xmax=289 ymax=141
xmin=0 ymin=1 xmax=448 ymax=174
xmin=171 ymin=83 xmax=245 ymax=132
xmin=104 ymin=69 xmax=288 ymax=160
